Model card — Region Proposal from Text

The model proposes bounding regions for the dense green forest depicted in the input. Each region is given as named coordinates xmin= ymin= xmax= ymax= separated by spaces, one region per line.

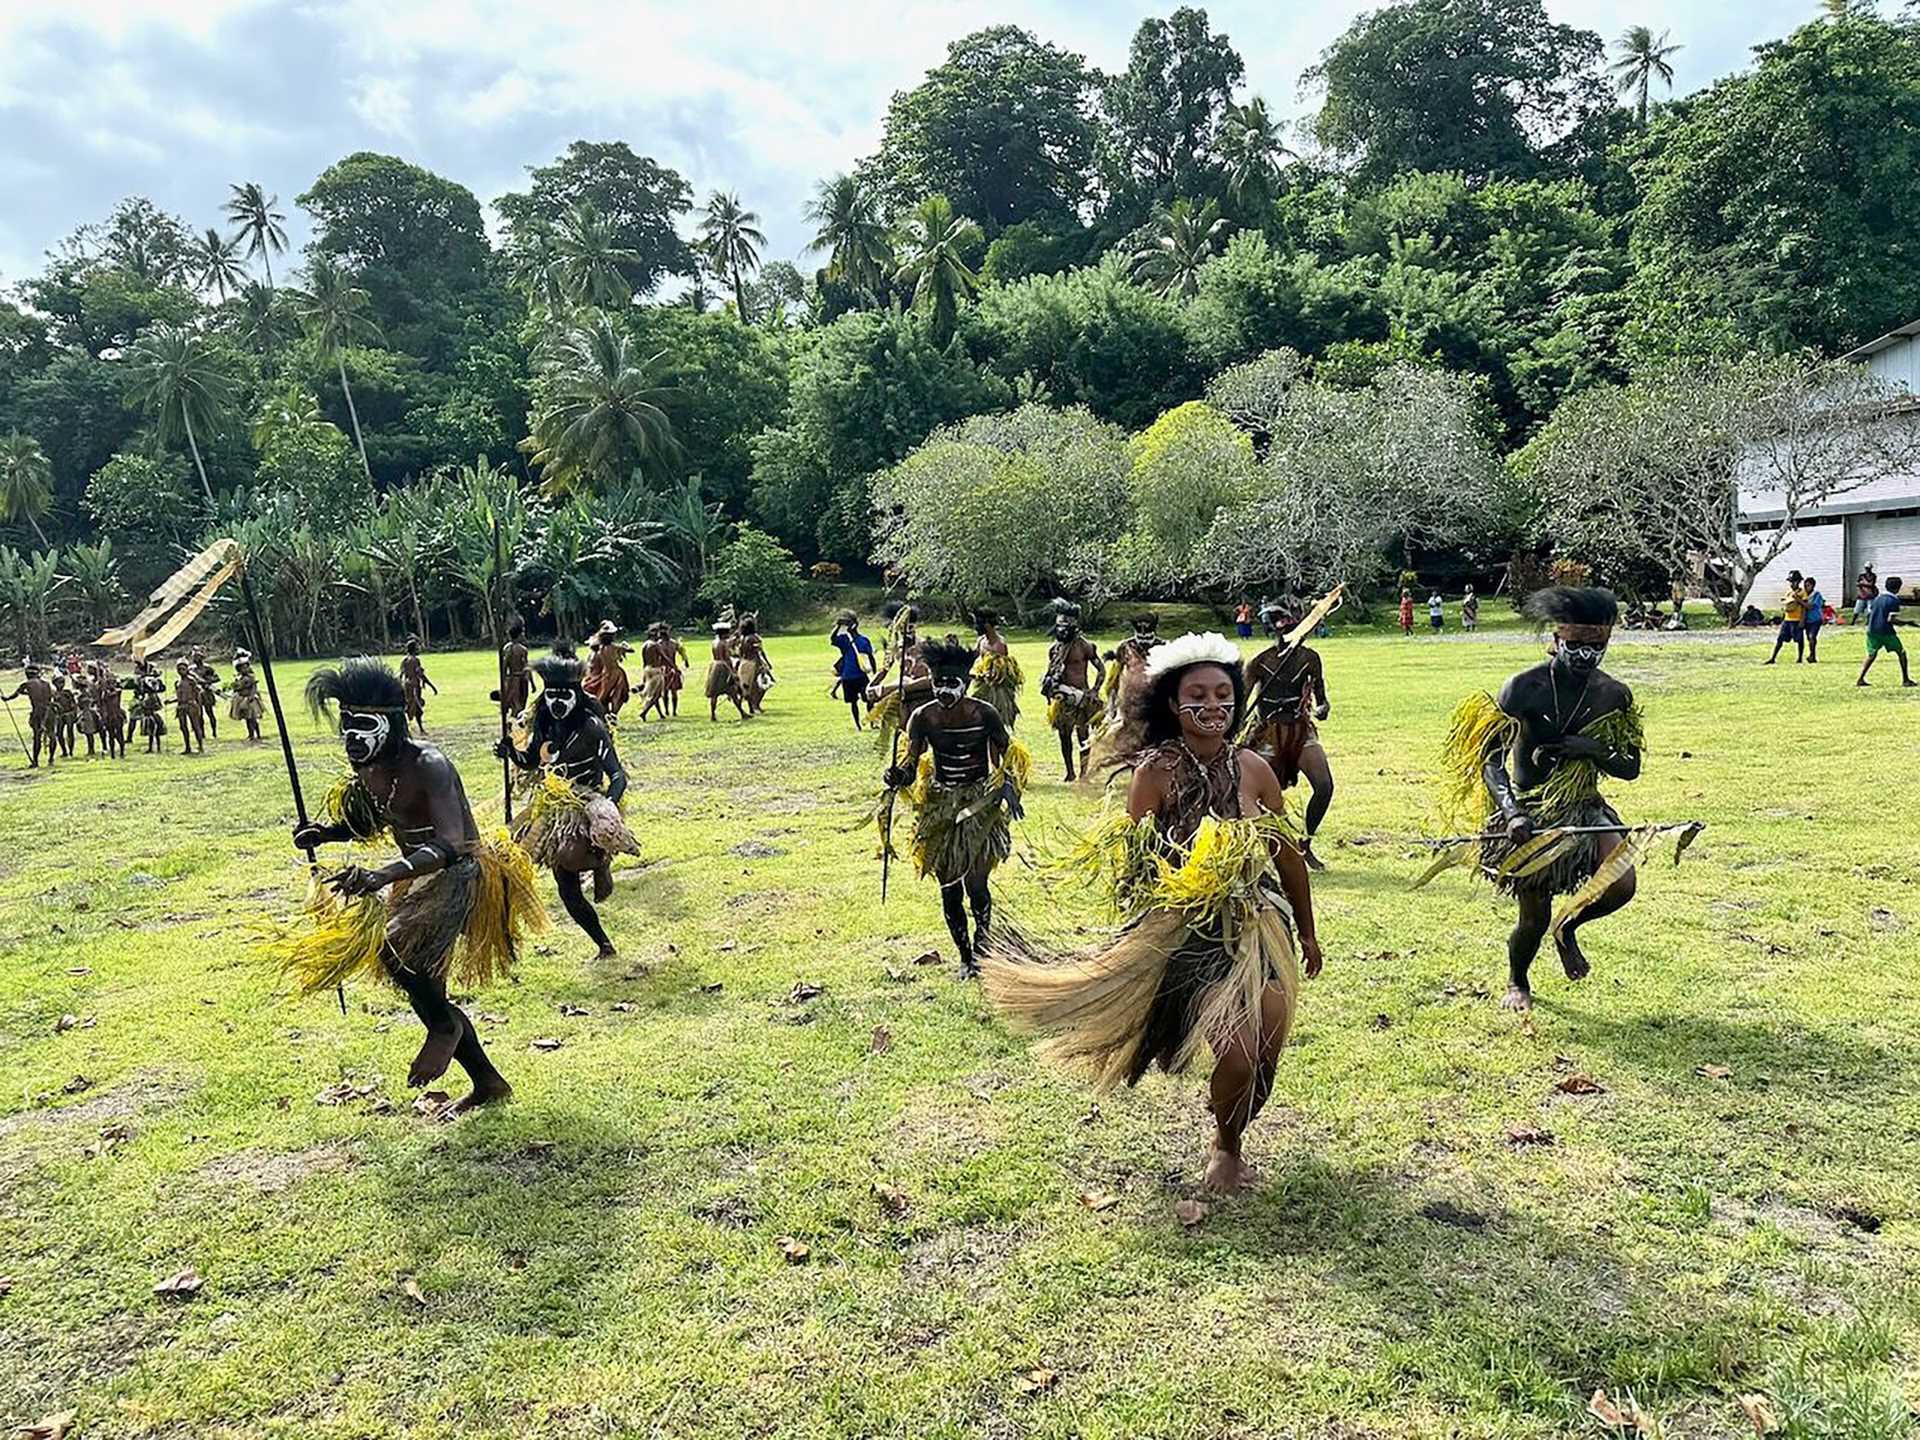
xmin=4 ymin=1 xmax=1920 ymax=652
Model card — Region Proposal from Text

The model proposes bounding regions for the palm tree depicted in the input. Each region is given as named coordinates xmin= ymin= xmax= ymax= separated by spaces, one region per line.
xmin=193 ymin=227 xmax=248 ymax=301
xmin=124 ymin=324 xmax=238 ymax=507
xmin=892 ymin=195 xmax=983 ymax=347
xmin=223 ymin=182 xmax=288 ymax=290
xmin=292 ymin=258 xmax=383 ymax=483
xmin=62 ymin=538 xmax=124 ymax=631
xmin=1222 ymin=98 xmax=1293 ymax=208
xmin=698 ymin=192 xmax=766 ymax=324
xmin=551 ymin=204 xmax=639 ymax=310
xmin=1130 ymin=198 xmax=1230 ymax=300
xmin=1610 ymin=27 xmax=1682 ymax=128
xmin=231 ymin=281 xmax=292 ymax=365
xmin=521 ymin=315 xmax=678 ymax=495
xmin=804 ymin=173 xmax=891 ymax=301
xmin=511 ymin=225 xmax=571 ymax=311
xmin=0 ymin=433 xmax=55 ymax=547
xmin=251 ymin=386 xmax=331 ymax=453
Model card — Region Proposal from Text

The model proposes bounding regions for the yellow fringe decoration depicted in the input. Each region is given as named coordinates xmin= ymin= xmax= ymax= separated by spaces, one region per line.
xmin=1048 ymin=810 xmax=1297 ymax=922
xmin=970 ymin=652 xmax=1024 ymax=690
xmin=1436 ymin=691 xmax=1646 ymax=834
xmin=267 ymin=829 xmax=547 ymax=997
xmin=1551 ymin=823 xmax=1659 ymax=939
xmin=320 ymin=772 xmax=388 ymax=845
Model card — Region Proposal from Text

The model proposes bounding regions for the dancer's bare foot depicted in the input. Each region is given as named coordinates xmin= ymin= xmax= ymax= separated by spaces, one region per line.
xmin=1501 ymin=984 xmax=1533 ymax=1012
xmin=407 ymin=1025 xmax=461 ymax=1087
xmin=596 ymin=942 xmax=618 ymax=961
xmin=444 ymin=1076 xmax=513 ymax=1116
xmin=1302 ymin=843 xmax=1326 ymax=873
xmin=1203 ymin=1145 xmax=1255 ymax=1193
xmin=1556 ymin=934 xmax=1591 ymax=982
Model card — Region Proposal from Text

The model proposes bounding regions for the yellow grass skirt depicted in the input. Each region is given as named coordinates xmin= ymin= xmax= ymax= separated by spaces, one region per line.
xmin=268 ymin=829 xmax=547 ymax=996
xmin=970 ymin=652 xmax=1024 ymax=728
xmin=983 ymin=814 xmax=1298 ymax=1090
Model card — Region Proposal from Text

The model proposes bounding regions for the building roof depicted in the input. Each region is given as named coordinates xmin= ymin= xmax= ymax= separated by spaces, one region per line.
xmin=1844 ymin=319 xmax=1920 ymax=362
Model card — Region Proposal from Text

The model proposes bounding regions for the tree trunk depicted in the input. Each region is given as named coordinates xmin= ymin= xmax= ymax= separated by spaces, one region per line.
xmin=338 ymin=354 xmax=373 ymax=484
xmin=26 ymin=513 xmax=49 ymax=549
xmin=733 ymin=269 xmax=752 ymax=326
xmin=182 ymin=406 xmax=216 ymax=508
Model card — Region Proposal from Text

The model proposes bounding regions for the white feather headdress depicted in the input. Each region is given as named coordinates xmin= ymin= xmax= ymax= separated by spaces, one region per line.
xmin=1144 ymin=631 xmax=1242 ymax=680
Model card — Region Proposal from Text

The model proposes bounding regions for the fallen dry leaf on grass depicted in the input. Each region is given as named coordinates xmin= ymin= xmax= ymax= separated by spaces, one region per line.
xmin=1588 ymin=1387 xmax=1655 ymax=1435
xmin=777 ymin=1236 xmax=811 ymax=1263
xmin=557 ymin=1002 xmax=590 ymax=1017
xmin=1504 ymin=1124 xmax=1555 ymax=1148
xmin=66 ymin=966 xmax=91 ymax=976
xmin=474 ymin=1011 xmax=508 ymax=1025
xmin=911 ymin=950 xmax=941 ymax=966
xmin=1013 ymin=1368 xmax=1059 ymax=1396
xmin=154 ymin=1267 xmax=203 ymax=1298
xmin=611 ymin=1001 xmax=636 ymax=1013
xmin=1554 ymin=1073 xmax=1606 ymax=1096
xmin=529 ymin=1037 xmax=563 ymax=1052
xmin=883 ymin=964 xmax=908 ymax=982
xmin=1737 ymin=1393 xmax=1779 ymax=1435
xmin=61 ymin=1075 xmax=93 ymax=1095
xmin=411 ymin=1091 xmax=450 ymax=1117
xmin=698 ymin=981 xmax=724 ymax=994
xmin=1696 ymin=1064 xmax=1733 ymax=1081
xmin=53 ymin=1014 xmax=79 ymax=1033
xmin=1080 ymin=1191 xmax=1120 ymax=1212
xmin=872 ymin=1182 xmax=910 ymax=1216
xmin=869 ymin=1027 xmax=893 ymax=1055
xmin=0 ymin=1276 xmax=13 ymax=1296
xmin=400 ymin=1277 xmax=427 ymax=1307
xmin=1078 ymin=1103 xmax=1102 ymax=1126
xmin=315 ymin=1080 xmax=380 ymax=1107
xmin=16 ymin=1411 xmax=76 ymax=1440
xmin=1174 ymin=1199 xmax=1208 ymax=1228
xmin=788 ymin=981 xmax=823 ymax=1003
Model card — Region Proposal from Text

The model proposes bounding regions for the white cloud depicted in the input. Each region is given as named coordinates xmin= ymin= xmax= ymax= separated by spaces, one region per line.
xmin=348 ymin=75 xmax=415 ymax=139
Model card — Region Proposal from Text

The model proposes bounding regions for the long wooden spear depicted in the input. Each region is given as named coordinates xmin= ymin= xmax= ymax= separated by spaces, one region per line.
xmin=491 ymin=516 xmax=515 ymax=826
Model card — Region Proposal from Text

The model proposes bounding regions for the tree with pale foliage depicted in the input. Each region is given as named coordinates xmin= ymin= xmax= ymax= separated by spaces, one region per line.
xmin=1197 ymin=363 xmax=1503 ymax=602
xmin=1115 ymin=401 xmax=1258 ymax=591
xmin=870 ymin=404 xmax=1130 ymax=611
xmin=1221 ymin=97 xmax=1292 ymax=208
xmin=1515 ymin=353 xmax=1920 ymax=623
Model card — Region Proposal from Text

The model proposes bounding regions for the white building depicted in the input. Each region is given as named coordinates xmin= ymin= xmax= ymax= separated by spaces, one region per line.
xmin=1740 ymin=320 xmax=1920 ymax=609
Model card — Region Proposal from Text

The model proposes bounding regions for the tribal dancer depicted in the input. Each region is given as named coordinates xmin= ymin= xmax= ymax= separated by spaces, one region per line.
xmin=661 ymin=623 xmax=690 ymax=716
xmin=969 ymin=610 xmax=1022 ymax=730
xmin=49 ymin=672 xmax=78 ymax=758
xmin=584 ymin=621 xmax=632 ymax=720
xmin=1436 ymin=587 xmax=1644 ymax=1012
xmin=496 ymin=618 xmax=532 ymax=722
xmin=76 ymin=662 xmax=104 ymax=757
xmin=3 ymin=661 xmax=55 ymax=767
xmin=1038 ymin=600 xmax=1105 ymax=782
xmin=399 ymin=637 xmax=437 ymax=735
xmin=982 ymin=633 xmax=1322 ymax=1192
xmin=277 ymin=659 xmax=544 ymax=1114
xmin=878 ymin=636 xmax=1028 ymax=977
xmin=134 ymin=661 xmax=166 ymax=754
xmin=1244 ymin=601 xmax=1335 ymax=871
xmin=93 ymin=661 xmax=127 ymax=760
xmin=1089 ymin=612 xmax=1164 ymax=772
xmin=190 ymin=645 xmax=221 ymax=740
xmin=635 ymin=623 xmax=673 ymax=722
xmin=706 ymin=617 xmax=746 ymax=721
xmin=499 ymin=650 xmax=639 ymax=960
xmin=229 ymin=650 xmax=265 ymax=742
xmin=732 ymin=613 xmax=772 ymax=716
xmin=172 ymin=658 xmax=206 ymax=755
xmin=868 ymin=632 xmax=932 ymax=752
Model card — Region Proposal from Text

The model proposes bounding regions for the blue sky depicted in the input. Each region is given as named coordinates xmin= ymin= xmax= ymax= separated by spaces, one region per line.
xmin=0 ymin=0 xmax=1818 ymax=292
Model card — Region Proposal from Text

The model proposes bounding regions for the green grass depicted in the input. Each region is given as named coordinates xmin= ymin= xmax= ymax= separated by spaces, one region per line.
xmin=2 ymin=625 xmax=1916 ymax=1439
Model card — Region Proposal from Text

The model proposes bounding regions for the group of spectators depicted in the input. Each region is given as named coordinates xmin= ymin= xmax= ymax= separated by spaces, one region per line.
xmin=1765 ymin=565 xmax=1911 ymax=686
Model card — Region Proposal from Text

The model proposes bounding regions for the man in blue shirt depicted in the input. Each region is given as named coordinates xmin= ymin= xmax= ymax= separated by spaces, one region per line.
xmin=830 ymin=610 xmax=878 ymax=728
xmin=1857 ymin=576 xmax=1914 ymax=688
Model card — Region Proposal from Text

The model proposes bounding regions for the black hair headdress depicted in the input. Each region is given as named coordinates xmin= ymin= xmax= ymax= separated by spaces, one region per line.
xmin=305 ymin=657 xmax=406 ymax=721
xmin=922 ymin=635 xmax=976 ymax=680
xmin=533 ymin=651 xmax=586 ymax=690
xmin=1523 ymin=586 xmax=1619 ymax=629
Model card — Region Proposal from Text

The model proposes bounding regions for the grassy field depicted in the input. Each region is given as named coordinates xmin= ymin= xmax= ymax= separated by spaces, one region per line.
xmin=2 ymin=622 xmax=1916 ymax=1440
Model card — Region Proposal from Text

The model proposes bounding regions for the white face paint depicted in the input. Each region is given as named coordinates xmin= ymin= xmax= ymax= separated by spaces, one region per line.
xmin=933 ymin=677 xmax=967 ymax=706
xmin=544 ymin=688 xmax=579 ymax=721
xmin=341 ymin=711 xmax=391 ymax=765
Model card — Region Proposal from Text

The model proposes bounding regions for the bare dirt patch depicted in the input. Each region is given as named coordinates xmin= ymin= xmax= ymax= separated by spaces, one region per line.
xmin=0 ymin=1072 xmax=194 ymax=1141
xmin=198 ymin=1142 xmax=357 ymax=1194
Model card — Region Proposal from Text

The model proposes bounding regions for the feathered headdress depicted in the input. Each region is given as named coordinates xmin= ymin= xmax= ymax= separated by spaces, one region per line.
xmin=305 ymin=657 xmax=406 ymax=721
xmin=533 ymin=651 xmax=585 ymax=689
xmin=1145 ymin=632 xmax=1242 ymax=681
xmin=922 ymin=635 xmax=976 ymax=681
xmin=1523 ymin=586 xmax=1619 ymax=629
xmin=1048 ymin=597 xmax=1081 ymax=622
xmin=1130 ymin=612 xmax=1159 ymax=630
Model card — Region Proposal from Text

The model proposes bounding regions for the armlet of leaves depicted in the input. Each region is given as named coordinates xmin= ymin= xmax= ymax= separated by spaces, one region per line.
xmin=320 ymin=773 xmax=389 ymax=846
xmin=1437 ymin=691 xmax=1517 ymax=831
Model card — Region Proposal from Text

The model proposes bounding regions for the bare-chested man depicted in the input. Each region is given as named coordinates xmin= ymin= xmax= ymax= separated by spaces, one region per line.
xmin=496 ymin=618 xmax=532 ymax=721
xmin=969 ymin=610 xmax=1022 ymax=730
xmin=883 ymin=636 xmax=1024 ymax=977
xmin=3 ymin=662 xmax=56 ymax=768
xmin=661 ymin=623 xmax=690 ymax=716
xmin=1446 ymin=587 xmax=1644 ymax=1011
xmin=732 ymin=614 xmax=772 ymax=716
xmin=190 ymin=645 xmax=221 ymax=740
xmin=706 ymin=618 xmax=746 ymax=721
xmin=399 ymin=637 xmax=436 ymax=735
xmin=1038 ymin=600 xmax=1105 ymax=781
xmin=172 ymin=658 xmax=206 ymax=754
xmin=1244 ymin=601 xmax=1335 ymax=871
xmin=635 ymin=623 xmax=673 ymax=722
xmin=229 ymin=650 xmax=265 ymax=742
xmin=292 ymin=658 xmax=542 ymax=1114
xmin=49 ymin=672 xmax=78 ymax=757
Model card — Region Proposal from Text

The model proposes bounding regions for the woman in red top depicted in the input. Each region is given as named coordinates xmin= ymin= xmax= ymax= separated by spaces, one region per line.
xmin=1399 ymin=590 xmax=1415 ymax=637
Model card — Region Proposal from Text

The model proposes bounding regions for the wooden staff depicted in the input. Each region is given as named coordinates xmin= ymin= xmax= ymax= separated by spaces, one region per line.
xmin=491 ymin=516 xmax=515 ymax=826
